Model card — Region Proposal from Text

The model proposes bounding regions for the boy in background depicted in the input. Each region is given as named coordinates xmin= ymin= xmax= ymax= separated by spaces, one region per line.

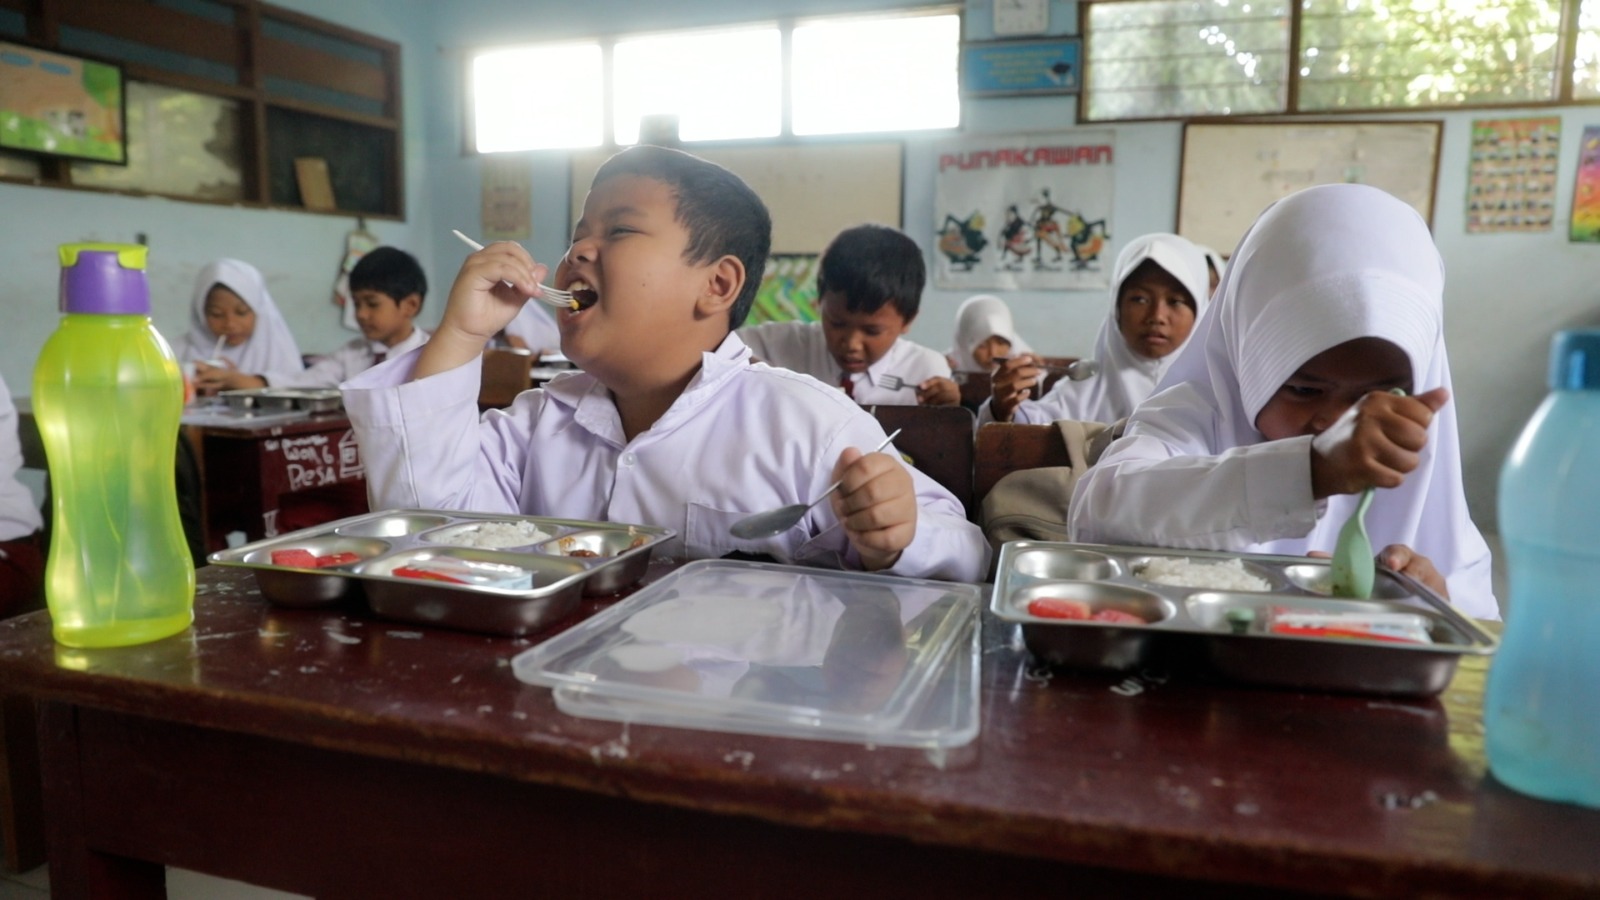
xmin=739 ymin=224 xmax=959 ymax=407
xmin=253 ymin=247 xmax=431 ymax=390
xmin=341 ymin=147 xmax=985 ymax=582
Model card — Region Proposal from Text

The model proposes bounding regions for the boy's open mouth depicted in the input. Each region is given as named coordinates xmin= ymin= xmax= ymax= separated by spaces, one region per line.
xmin=566 ymin=279 xmax=599 ymax=311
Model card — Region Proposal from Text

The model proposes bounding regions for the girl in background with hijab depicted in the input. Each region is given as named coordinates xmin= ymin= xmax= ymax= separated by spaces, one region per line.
xmin=984 ymin=233 xmax=1210 ymax=425
xmin=180 ymin=259 xmax=305 ymax=394
xmin=1069 ymin=184 xmax=1494 ymax=617
xmin=1197 ymin=244 xmax=1227 ymax=297
xmin=947 ymin=294 xmax=1031 ymax=374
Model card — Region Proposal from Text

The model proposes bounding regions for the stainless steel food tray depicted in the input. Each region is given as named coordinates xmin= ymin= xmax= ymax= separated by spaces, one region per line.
xmin=218 ymin=387 xmax=343 ymax=413
xmin=991 ymin=540 xmax=1497 ymax=697
xmin=207 ymin=509 xmax=676 ymax=636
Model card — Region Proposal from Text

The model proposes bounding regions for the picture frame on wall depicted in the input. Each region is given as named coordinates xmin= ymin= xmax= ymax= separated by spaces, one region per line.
xmin=959 ymin=38 xmax=1081 ymax=97
xmin=0 ymin=39 xmax=127 ymax=165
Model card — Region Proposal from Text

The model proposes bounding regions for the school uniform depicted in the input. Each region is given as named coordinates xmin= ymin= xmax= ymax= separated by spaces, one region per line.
xmin=176 ymin=258 xmax=305 ymax=376
xmin=982 ymin=233 xmax=1210 ymax=426
xmin=737 ymin=320 xmax=951 ymax=406
xmin=947 ymin=294 xmax=1030 ymax=374
xmin=1069 ymin=184 xmax=1496 ymax=618
xmin=503 ymin=302 xmax=561 ymax=353
xmin=267 ymin=327 xmax=430 ymax=389
xmin=341 ymin=332 xmax=988 ymax=584
xmin=0 ymin=375 xmax=44 ymax=618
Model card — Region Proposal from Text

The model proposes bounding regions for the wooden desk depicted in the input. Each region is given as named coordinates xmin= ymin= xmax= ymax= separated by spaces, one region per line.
xmin=187 ymin=412 xmax=367 ymax=550
xmin=0 ymin=569 xmax=1596 ymax=899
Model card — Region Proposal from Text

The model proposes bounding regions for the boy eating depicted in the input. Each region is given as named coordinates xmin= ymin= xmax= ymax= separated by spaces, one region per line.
xmin=738 ymin=224 xmax=959 ymax=407
xmin=270 ymin=246 xmax=431 ymax=388
xmin=341 ymin=147 xmax=985 ymax=582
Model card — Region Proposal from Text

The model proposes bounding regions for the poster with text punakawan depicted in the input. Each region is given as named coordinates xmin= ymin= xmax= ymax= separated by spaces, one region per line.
xmin=933 ymin=131 xmax=1115 ymax=291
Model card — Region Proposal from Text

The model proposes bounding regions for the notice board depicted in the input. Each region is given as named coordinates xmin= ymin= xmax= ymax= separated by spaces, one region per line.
xmin=570 ymin=142 xmax=903 ymax=254
xmin=1177 ymin=120 xmax=1442 ymax=255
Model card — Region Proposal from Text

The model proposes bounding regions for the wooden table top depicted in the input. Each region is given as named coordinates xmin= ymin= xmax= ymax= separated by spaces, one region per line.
xmin=1 ymin=564 xmax=1596 ymax=898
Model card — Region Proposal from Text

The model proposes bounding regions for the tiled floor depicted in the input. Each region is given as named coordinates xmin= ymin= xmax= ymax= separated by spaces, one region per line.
xmin=0 ymin=866 xmax=306 ymax=899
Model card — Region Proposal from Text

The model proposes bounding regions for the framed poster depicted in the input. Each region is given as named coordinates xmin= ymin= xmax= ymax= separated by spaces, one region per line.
xmin=1177 ymin=120 xmax=1442 ymax=254
xmin=0 ymin=39 xmax=126 ymax=164
xmin=960 ymin=38 xmax=1081 ymax=96
xmin=1467 ymin=117 xmax=1559 ymax=234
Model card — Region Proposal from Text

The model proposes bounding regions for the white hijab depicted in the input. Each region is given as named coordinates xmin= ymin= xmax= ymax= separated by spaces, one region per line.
xmin=178 ymin=259 xmax=304 ymax=376
xmin=1145 ymin=183 xmax=1493 ymax=612
xmin=1047 ymin=233 xmax=1210 ymax=422
xmin=947 ymin=294 xmax=1031 ymax=373
xmin=1196 ymin=244 xmax=1227 ymax=293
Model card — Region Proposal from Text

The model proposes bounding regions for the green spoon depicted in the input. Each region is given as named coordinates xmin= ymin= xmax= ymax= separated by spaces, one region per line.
xmin=1328 ymin=388 xmax=1407 ymax=599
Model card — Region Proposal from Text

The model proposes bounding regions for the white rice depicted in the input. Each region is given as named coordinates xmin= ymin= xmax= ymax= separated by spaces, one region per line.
xmin=436 ymin=520 xmax=548 ymax=549
xmin=1138 ymin=557 xmax=1270 ymax=592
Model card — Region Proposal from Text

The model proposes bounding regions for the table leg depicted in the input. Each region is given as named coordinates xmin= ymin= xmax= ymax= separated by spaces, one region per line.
xmin=0 ymin=694 xmax=45 ymax=873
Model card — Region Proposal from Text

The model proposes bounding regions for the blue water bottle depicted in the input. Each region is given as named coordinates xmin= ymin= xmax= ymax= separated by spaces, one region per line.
xmin=1484 ymin=329 xmax=1600 ymax=808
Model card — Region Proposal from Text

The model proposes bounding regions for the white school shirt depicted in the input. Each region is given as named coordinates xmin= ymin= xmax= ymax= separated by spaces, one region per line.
xmin=503 ymin=303 xmax=562 ymax=354
xmin=1069 ymin=184 xmax=1495 ymax=618
xmin=177 ymin=259 xmax=305 ymax=376
xmin=987 ymin=233 xmax=1211 ymax=427
xmin=0 ymin=375 xmax=43 ymax=542
xmin=267 ymin=327 xmax=430 ymax=389
xmin=340 ymin=332 xmax=988 ymax=583
xmin=737 ymin=321 xmax=952 ymax=406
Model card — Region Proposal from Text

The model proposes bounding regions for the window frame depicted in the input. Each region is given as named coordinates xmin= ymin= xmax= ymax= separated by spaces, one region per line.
xmin=1078 ymin=0 xmax=1597 ymax=123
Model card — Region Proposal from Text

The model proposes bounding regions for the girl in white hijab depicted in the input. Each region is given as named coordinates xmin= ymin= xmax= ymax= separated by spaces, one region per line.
xmin=985 ymin=233 xmax=1210 ymax=425
xmin=1070 ymin=184 xmax=1495 ymax=618
xmin=1196 ymin=244 xmax=1227 ymax=297
xmin=179 ymin=259 xmax=305 ymax=392
xmin=946 ymin=294 xmax=1031 ymax=374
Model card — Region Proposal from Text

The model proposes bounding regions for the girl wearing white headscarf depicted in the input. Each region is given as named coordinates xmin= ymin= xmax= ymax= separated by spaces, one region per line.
xmin=985 ymin=233 xmax=1210 ymax=425
xmin=1196 ymin=244 xmax=1227 ymax=296
xmin=1070 ymin=184 xmax=1495 ymax=618
xmin=178 ymin=259 xmax=305 ymax=383
xmin=946 ymin=294 xmax=1031 ymax=374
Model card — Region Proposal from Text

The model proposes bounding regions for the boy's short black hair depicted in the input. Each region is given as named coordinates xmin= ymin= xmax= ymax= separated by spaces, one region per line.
xmin=817 ymin=224 xmax=925 ymax=320
xmin=349 ymin=246 xmax=427 ymax=308
xmin=591 ymin=146 xmax=771 ymax=329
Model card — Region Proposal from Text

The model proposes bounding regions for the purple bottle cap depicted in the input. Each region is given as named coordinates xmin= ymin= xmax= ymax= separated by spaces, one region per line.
xmin=58 ymin=243 xmax=151 ymax=315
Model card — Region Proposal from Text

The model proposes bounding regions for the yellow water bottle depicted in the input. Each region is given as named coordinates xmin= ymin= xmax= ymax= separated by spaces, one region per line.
xmin=31 ymin=243 xmax=194 ymax=647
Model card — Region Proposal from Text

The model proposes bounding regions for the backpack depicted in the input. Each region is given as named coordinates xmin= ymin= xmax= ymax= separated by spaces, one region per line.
xmin=979 ymin=418 xmax=1122 ymax=562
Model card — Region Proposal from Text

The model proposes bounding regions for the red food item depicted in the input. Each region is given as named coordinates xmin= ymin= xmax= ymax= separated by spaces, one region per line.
xmin=1091 ymin=608 xmax=1148 ymax=625
xmin=392 ymin=566 xmax=468 ymax=584
xmin=270 ymin=549 xmax=319 ymax=568
xmin=1027 ymin=597 xmax=1091 ymax=620
xmin=314 ymin=552 xmax=360 ymax=567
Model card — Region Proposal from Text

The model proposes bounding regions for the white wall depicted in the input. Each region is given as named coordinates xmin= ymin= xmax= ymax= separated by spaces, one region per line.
xmin=0 ymin=0 xmax=436 ymax=395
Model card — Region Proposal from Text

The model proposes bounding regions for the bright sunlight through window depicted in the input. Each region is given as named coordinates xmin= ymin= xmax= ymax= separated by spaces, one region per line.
xmin=613 ymin=27 xmax=782 ymax=144
xmin=473 ymin=44 xmax=603 ymax=151
xmin=791 ymin=13 xmax=960 ymax=136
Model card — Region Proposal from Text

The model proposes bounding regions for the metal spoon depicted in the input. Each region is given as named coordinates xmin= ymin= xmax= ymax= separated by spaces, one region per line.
xmin=728 ymin=429 xmax=902 ymax=540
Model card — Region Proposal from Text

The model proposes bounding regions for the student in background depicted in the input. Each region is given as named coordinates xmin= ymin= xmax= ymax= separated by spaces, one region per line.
xmin=946 ymin=294 xmax=1031 ymax=375
xmin=502 ymin=301 xmax=561 ymax=356
xmin=1070 ymin=184 xmax=1494 ymax=617
xmin=985 ymin=233 xmax=1210 ymax=426
xmin=266 ymin=246 xmax=431 ymax=389
xmin=0 ymin=374 xmax=44 ymax=619
xmin=183 ymin=259 xmax=305 ymax=394
xmin=739 ymin=224 xmax=959 ymax=407
xmin=1197 ymin=244 xmax=1227 ymax=296
xmin=341 ymin=147 xmax=985 ymax=583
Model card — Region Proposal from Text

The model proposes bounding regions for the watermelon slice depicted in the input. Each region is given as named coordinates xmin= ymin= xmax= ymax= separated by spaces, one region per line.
xmin=1027 ymin=597 xmax=1091 ymax=620
xmin=270 ymin=549 xmax=319 ymax=568
xmin=1091 ymin=608 xmax=1148 ymax=625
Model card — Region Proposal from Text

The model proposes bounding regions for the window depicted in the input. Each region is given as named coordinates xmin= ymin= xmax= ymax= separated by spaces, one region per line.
xmin=1085 ymin=0 xmax=1598 ymax=120
xmin=791 ymin=12 xmax=960 ymax=136
xmin=613 ymin=27 xmax=781 ymax=144
xmin=473 ymin=44 xmax=603 ymax=151
xmin=468 ymin=6 xmax=959 ymax=152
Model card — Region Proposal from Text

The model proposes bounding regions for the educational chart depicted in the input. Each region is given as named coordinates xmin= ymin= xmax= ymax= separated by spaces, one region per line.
xmin=1178 ymin=121 xmax=1440 ymax=254
xmin=1570 ymin=126 xmax=1600 ymax=244
xmin=1467 ymin=117 xmax=1560 ymax=234
xmin=933 ymin=131 xmax=1115 ymax=291
xmin=0 ymin=40 xmax=124 ymax=163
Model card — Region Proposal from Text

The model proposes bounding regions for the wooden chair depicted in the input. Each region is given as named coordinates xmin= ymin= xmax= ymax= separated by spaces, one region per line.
xmin=973 ymin=422 xmax=1070 ymax=509
xmin=955 ymin=370 xmax=993 ymax=412
xmin=865 ymin=404 xmax=977 ymax=518
xmin=479 ymin=347 xmax=536 ymax=410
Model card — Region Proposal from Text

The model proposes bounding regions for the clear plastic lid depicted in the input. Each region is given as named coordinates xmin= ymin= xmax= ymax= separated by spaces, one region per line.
xmin=512 ymin=559 xmax=982 ymax=739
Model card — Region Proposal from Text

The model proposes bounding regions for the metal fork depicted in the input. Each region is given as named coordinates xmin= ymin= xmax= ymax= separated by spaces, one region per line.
xmin=451 ymin=230 xmax=578 ymax=310
xmin=878 ymin=374 xmax=913 ymax=391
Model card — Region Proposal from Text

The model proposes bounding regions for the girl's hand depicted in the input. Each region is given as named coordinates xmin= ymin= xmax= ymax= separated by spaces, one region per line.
xmin=1309 ymin=387 xmax=1449 ymax=499
xmin=1378 ymin=543 xmax=1449 ymax=598
xmin=990 ymin=355 xmax=1041 ymax=422
xmin=915 ymin=376 xmax=960 ymax=406
xmin=830 ymin=446 xmax=916 ymax=572
xmin=419 ymin=243 xmax=548 ymax=380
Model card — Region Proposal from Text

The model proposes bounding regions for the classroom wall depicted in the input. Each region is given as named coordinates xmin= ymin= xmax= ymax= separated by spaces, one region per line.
xmin=0 ymin=0 xmax=436 ymax=399
xmin=422 ymin=0 xmax=1600 ymax=534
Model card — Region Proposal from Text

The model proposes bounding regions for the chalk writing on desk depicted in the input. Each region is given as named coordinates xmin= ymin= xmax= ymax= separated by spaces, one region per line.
xmin=279 ymin=434 xmax=340 ymax=491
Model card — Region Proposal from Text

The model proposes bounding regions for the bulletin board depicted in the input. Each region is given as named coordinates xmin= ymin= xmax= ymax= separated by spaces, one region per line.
xmin=1177 ymin=120 xmax=1442 ymax=255
xmin=570 ymin=142 xmax=904 ymax=254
